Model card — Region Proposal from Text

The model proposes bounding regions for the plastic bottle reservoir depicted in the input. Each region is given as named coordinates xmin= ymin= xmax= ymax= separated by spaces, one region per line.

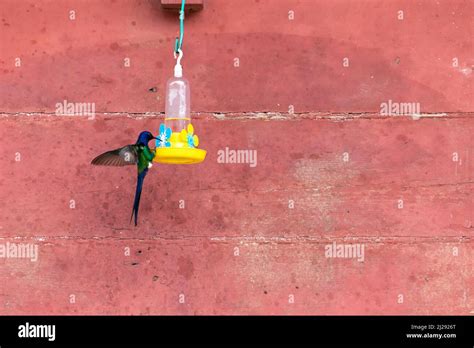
xmin=165 ymin=62 xmax=190 ymax=137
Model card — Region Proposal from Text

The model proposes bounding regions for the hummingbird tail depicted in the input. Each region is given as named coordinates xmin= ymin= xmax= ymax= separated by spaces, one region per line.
xmin=130 ymin=169 xmax=148 ymax=226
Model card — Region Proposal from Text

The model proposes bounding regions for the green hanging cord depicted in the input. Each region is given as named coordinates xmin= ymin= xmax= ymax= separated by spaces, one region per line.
xmin=174 ymin=0 xmax=186 ymax=54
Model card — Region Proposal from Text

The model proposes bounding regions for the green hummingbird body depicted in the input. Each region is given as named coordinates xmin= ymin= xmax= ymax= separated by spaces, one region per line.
xmin=91 ymin=131 xmax=157 ymax=226
xmin=137 ymin=145 xmax=155 ymax=173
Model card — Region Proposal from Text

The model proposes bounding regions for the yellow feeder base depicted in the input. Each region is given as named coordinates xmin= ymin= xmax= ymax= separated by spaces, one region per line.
xmin=153 ymin=133 xmax=206 ymax=164
xmin=154 ymin=147 xmax=206 ymax=164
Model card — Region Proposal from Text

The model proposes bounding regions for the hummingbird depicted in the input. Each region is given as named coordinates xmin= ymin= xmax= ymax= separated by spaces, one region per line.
xmin=91 ymin=131 xmax=157 ymax=226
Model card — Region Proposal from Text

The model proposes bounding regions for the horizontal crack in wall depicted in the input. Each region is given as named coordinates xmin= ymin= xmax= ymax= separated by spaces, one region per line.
xmin=0 ymin=235 xmax=470 ymax=244
xmin=0 ymin=111 xmax=473 ymax=121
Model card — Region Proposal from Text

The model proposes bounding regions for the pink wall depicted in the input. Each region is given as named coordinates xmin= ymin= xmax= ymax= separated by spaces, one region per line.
xmin=0 ymin=0 xmax=472 ymax=314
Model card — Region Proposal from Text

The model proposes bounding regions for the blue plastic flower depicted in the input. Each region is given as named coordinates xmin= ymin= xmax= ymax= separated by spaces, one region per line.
xmin=187 ymin=134 xmax=195 ymax=147
xmin=156 ymin=123 xmax=171 ymax=148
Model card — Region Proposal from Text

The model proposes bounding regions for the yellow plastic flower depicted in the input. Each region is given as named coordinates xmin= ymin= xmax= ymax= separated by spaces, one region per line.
xmin=180 ymin=123 xmax=199 ymax=148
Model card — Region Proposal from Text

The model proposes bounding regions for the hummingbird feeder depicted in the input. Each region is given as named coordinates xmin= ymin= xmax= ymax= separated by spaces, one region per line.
xmin=154 ymin=0 xmax=206 ymax=164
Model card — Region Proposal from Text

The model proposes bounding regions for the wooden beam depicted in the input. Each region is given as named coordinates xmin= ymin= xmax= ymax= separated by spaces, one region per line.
xmin=160 ymin=0 xmax=204 ymax=11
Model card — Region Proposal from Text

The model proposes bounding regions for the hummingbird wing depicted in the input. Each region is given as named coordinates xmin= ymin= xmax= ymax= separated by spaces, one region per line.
xmin=91 ymin=145 xmax=138 ymax=166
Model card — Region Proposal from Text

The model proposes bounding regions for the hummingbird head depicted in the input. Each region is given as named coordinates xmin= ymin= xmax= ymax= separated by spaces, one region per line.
xmin=136 ymin=131 xmax=156 ymax=146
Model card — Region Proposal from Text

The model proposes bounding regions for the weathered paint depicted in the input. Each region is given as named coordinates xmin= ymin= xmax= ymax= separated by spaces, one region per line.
xmin=0 ymin=0 xmax=472 ymax=314
xmin=1 ymin=0 xmax=472 ymax=113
